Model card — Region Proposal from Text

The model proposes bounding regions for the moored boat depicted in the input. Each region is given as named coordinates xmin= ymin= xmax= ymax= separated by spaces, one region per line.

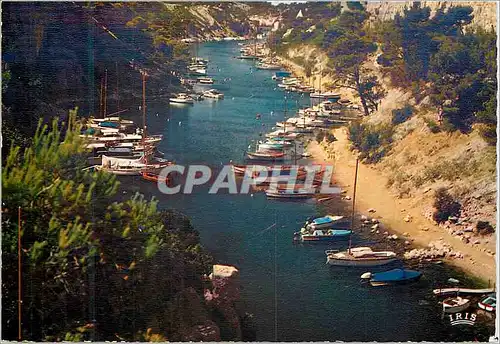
xmin=478 ymin=293 xmax=496 ymax=312
xmin=326 ymin=247 xmax=398 ymax=267
xmin=361 ymin=268 xmax=422 ymax=286
xmin=432 ymin=287 xmax=495 ymax=296
xmin=256 ymin=62 xmax=282 ymax=70
xmin=310 ymin=91 xmax=341 ymax=99
xmin=96 ymin=155 xmax=171 ymax=176
xmin=197 ymin=77 xmax=214 ymax=84
xmin=305 ymin=215 xmax=350 ymax=230
xmin=295 ymin=228 xmax=352 ymax=242
xmin=265 ymin=189 xmax=315 ymax=199
xmin=141 ymin=171 xmax=170 ymax=183
xmin=169 ymin=93 xmax=194 ymax=104
xmin=246 ymin=151 xmax=285 ymax=162
xmin=203 ymin=89 xmax=224 ymax=99
xmin=442 ymin=296 xmax=471 ymax=313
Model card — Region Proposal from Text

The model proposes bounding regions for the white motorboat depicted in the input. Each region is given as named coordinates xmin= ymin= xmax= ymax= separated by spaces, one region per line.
xmin=95 ymin=155 xmax=170 ymax=176
xmin=197 ymin=77 xmax=214 ymax=84
xmin=82 ymin=133 xmax=162 ymax=145
xmin=256 ymin=62 xmax=282 ymax=70
xmin=325 ymin=247 xmax=398 ymax=267
xmin=169 ymin=93 xmax=194 ymax=104
xmin=310 ymin=91 xmax=341 ymax=99
xmin=203 ymin=89 xmax=224 ymax=99
xmin=188 ymin=66 xmax=207 ymax=75
xmin=305 ymin=215 xmax=349 ymax=230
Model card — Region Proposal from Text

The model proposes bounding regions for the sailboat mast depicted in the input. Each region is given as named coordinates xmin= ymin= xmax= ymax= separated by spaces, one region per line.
xmin=99 ymin=78 xmax=104 ymax=118
xmin=283 ymin=96 xmax=287 ymax=133
xmin=104 ymin=69 xmax=108 ymax=117
xmin=116 ymin=62 xmax=120 ymax=111
xmin=142 ymin=71 xmax=147 ymax=139
xmin=349 ymin=158 xmax=359 ymax=254
xmin=18 ymin=206 xmax=22 ymax=341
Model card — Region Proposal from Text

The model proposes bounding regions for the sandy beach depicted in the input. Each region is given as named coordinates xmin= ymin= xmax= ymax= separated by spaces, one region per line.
xmin=308 ymin=127 xmax=496 ymax=284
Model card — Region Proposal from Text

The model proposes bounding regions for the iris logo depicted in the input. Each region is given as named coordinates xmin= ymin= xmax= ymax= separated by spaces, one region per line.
xmin=448 ymin=312 xmax=477 ymax=326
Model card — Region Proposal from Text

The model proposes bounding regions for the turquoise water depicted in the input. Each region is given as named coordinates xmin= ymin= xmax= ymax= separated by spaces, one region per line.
xmin=122 ymin=41 xmax=486 ymax=341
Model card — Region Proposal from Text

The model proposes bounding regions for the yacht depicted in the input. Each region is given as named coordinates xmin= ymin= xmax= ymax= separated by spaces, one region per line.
xmin=203 ymin=89 xmax=224 ymax=99
xmin=169 ymin=93 xmax=194 ymax=104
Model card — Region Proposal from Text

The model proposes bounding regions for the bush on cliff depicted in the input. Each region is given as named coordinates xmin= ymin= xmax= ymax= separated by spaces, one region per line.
xmin=348 ymin=121 xmax=394 ymax=163
xmin=432 ymin=188 xmax=461 ymax=223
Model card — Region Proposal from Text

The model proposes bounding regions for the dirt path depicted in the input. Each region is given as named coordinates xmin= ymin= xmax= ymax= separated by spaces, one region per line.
xmin=307 ymin=128 xmax=496 ymax=284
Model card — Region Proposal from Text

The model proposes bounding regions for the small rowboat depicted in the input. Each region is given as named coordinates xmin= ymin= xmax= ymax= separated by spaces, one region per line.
xmin=443 ymin=296 xmax=471 ymax=313
xmin=246 ymin=151 xmax=285 ymax=162
xmin=478 ymin=293 xmax=496 ymax=312
xmin=141 ymin=172 xmax=170 ymax=183
xmin=265 ymin=189 xmax=315 ymax=199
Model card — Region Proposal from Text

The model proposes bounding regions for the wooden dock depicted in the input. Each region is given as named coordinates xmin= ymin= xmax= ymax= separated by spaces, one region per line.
xmin=433 ymin=287 xmax=495 ymax=296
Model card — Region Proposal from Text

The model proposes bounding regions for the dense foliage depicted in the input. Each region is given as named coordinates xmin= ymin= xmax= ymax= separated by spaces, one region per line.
xmin=376 ymin=3 xmax=497 ymax=142
xmin=322 ymin=10 xmax=386 ymax=116
xmin=2 ymin=110 xmax=213 ymax=341
xmin=272 ymin=5 xmax=385 ymax=116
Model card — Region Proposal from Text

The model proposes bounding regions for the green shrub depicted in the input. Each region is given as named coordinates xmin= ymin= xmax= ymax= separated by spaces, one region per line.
xmin=433 ymin=188 xmax=461 ymax=223
xmin=424 ymin=118 xmax=441 ymax=133
xmin=316 ymin=131 xmax=325 ymax=143
xmin=325 ymin=133 xmax=337 ymax=142
xmin=411 ymin=174 xmax=425 ymax=188
xmin=476 ymin=221 xmax=495 ymax=235
xmin=441 ymin=118 xmax=456 ymax=133
xmin=392 ymin=104 xmax=414 ymax=125
xmin=348 ymin=121 xmax=393 ymax=163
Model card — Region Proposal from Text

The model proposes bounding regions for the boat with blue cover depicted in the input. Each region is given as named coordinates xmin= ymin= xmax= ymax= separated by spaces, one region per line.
xmin=361 ymin=268 xmax=422 ymax=286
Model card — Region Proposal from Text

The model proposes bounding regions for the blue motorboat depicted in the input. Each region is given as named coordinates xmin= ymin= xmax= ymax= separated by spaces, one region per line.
xmin=361 ymin=268 xmax=422 ymax=286
xmin=294 ymin=228 xmax=352 ymax=242
xmin=305 ymin=215 xmax=351 ymax=230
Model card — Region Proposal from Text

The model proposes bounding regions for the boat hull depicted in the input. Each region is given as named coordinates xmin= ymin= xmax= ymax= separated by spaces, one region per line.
xmin=478 ymin=303 xmax=496 ymax=312
xmin=327 ymin=257 xmax=398 ymax=267
xmin=266 ymin=193 xmax=314 ymax=199
xmin=443 ymin=301 xmax=471 ymax=313
xmin=370 ymin=275 xmax=421 ymax=286
xmin=368 ymin=268 xmax=422 ymax=286
xmin=246 ymin=153 xmax=285 ymax=162
xmin=300 ymin=233 xmax=352 ymax=242
xmin=169 ymin=99 xmax=194 ymax=104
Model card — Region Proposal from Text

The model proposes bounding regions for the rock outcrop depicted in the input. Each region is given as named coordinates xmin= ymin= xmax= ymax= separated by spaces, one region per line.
xmin=204 ymin=264 xmax=247 ymax=341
